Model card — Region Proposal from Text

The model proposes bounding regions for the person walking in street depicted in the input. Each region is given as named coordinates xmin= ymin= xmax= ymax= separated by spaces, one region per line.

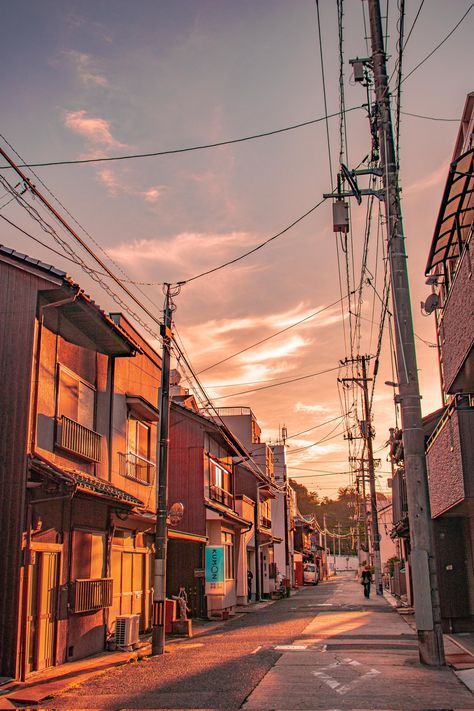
xmin=361 ymin=564 xmax=373 ymax=598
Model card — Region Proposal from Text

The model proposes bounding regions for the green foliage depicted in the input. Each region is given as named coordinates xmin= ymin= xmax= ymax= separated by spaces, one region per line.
xmin=289 ymin=479 xmax=388 ymax=556
xmin=386 ymin=556 xmax=400 ymax=577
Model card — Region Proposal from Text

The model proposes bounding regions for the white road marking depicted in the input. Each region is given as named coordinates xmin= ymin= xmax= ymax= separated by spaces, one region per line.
xmin=251 ymin=645 xmax=262 ymax=654
xmin=312 ymin=657 xmax=380 ymax=695
xmin=274 ymin=645 xmax=308 ymax=650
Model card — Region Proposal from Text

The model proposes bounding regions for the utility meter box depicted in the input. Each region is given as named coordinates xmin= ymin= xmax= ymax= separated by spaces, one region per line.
xmin=333 ymin=200 xmax=349 ymax=233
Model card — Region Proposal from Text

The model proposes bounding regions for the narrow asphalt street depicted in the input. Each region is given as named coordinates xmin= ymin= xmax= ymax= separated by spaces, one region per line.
xmin=46 ymin=573 xmax=474 ymax=710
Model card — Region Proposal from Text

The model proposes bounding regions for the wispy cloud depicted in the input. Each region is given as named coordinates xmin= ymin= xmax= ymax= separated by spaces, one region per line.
xmin=64 ymin=110 xmax=126 ymax=149
xmin=294 ymin=402 xmax=331 ymax=414
xmin=405 ymin=163 xmax=447 ymax=196
xmin=108 ymin=231 xmax=255 ymax=268
xmin=65 ymin=50 xmax=108 ymax=87
xmin=143 ymin=186 xmax=162 ymax=203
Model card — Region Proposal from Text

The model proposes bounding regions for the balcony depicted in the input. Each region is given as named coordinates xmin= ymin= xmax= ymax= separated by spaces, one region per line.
xmin=209 ymin=484 xmax=233 ymax=509
xmin=57 ymin=415 xmax=101 ymax=462
xmin=119 ymin=451 xmax=155 ymax=485
xmin=259 ymin=515 xmax=272 ymax=530
xmin=71 ymin=578 xmax=113 ymax=613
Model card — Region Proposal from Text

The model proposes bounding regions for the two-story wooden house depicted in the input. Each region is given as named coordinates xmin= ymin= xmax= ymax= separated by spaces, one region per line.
xmin=0 ymin=247 xmax=161 ymax=679
xmin=167 ymin=392 xmax=253 ymax=619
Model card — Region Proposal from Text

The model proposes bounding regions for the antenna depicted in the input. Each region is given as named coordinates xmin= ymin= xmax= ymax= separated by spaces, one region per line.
xmin=421 ymin=293 xmax=440 ymax=315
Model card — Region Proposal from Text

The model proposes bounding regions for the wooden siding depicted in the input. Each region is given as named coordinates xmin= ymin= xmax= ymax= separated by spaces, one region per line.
xmin=168 ymin=407 xmax=207 ymax=536
xmin=0 ymin=260 xmax=58 ymax=677
xmin=111 ymin=346 xmax=160 ymax=508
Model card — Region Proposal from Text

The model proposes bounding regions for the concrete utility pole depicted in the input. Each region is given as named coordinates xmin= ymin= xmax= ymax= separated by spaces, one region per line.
xmin=152 ymin=283 xmax=173 ymax=655
xmin=367 ymin=0 xmax=445 ymax=665
xmin=360 ymin=356 xmax=382 ymax=595
xmin=342 ymin=356 xmax=382 ymax=595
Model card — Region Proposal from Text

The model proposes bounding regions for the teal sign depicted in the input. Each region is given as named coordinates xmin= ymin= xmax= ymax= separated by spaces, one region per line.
xmin=205 ymin=545 xmax=225 ymax=595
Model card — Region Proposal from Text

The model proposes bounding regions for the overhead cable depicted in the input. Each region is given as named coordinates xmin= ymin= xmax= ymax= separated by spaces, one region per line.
xmin=0 ymin=107 xmax=364 ymax=170
xmin=181 ymin=198 xmax=327 ymax=285
xmin=197 ymin=292 xmax=354 ymax=375
xmin=210 ymin=365 xmax=341 ymax=401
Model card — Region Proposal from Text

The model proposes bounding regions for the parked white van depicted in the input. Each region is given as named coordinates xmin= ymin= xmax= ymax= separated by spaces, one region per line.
xmin=303 ymin=562 xmax=319 ymax=585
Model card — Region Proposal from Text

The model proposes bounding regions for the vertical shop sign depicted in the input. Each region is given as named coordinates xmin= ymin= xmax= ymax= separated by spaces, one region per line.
xmin=205 ymin=545 xmax=225 ymax=595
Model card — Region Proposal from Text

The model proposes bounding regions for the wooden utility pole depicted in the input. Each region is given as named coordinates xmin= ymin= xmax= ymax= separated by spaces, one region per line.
xmin=367 ymin=0 xmax=445 ymax=665
xmin=152 ymin=284 xmax=173 ymax=655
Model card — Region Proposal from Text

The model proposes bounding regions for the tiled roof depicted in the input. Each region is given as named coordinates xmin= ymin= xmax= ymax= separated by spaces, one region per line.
xmin=67 ymin=469 xmax=144 ymax=506
xmin=29 ymin=456 xmax=144 ymax=507
xmin=0 ymin=244 xmax=67 ymax=278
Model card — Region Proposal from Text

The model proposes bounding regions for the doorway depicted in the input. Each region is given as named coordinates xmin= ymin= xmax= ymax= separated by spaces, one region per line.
xmin=26 ymin=550 xmax=60 ymax=673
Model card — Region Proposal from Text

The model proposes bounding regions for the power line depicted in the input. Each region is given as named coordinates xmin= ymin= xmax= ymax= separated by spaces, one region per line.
xmin=315 ymin=0 xmax=334 ymax=188
xmin=400 ymin=110 xmax=460 ymax=122
xmin=181 ymin=198 xmax=327 ymax=285
xmin=401 ymin=3 xmax=473 ymax=85
xmin=210 ymin=365 xmax=341 ymax=401
xmin=286 ymin=420 xmax=347 ymax=455
xmin=196 ymin=292 xmax=353 ymax=375
xmin=0 ymin=212 xmax=165 ymax=285
xmin=0 ymin=107 xmax=364 ymax=170
xmin=286 ymin=413 xmax=348 ymax=440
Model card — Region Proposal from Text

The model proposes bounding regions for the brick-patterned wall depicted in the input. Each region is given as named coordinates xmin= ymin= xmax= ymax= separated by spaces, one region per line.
xmin=427 ymin=409 xmax=464 ymax=517
xmin=440 ymin=249 xmax=474 ymax=392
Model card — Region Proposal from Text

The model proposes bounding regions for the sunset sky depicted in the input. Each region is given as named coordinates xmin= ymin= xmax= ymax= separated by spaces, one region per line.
xmin=1 ymin=0 xmax=472 ymax=497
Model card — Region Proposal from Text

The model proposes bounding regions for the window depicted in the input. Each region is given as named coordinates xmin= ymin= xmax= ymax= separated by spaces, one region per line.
xmin=209 ymin=458 xmax=233 ymax=508
xmin=222 ymin=531 xmax=234 ymax=580
xmin=57 ymin=365 xmax=100 ymax=460
xmin=119 ymin=417 xmax=154 ymax=484
xmin=128 ymin=418 xmax=150 ymax=461
xmin=58 ymin=365 xmax=95 ymax=430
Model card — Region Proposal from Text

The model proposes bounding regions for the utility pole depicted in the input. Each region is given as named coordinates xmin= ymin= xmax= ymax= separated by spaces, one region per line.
xmin=342 ymin=356 xmax=382 ymax=595
xmin=367 ymin=0 xmax=445 ymax=665
xmin=152 ymin=283 xmax=174 ymax=655
xmin=361 ymin=356 xmax=382 ymax=595
xmin=337 ymin=522 xmax=341 ymax=557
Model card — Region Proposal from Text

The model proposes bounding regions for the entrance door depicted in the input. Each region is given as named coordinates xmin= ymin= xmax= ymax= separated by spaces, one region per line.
xmin=26 ymin=551 xmax=59 ymax=673
xmin=111 ymin=549 xmax=149 ymax=631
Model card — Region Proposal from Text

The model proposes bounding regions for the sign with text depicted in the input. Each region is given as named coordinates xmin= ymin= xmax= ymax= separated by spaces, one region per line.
xmin=205 ymin=545 xmax=225 ymax=595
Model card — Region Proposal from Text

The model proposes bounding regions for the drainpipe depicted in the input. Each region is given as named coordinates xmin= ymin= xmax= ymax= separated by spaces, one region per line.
xmin=254 ymin=495 xmax=260 ymax=602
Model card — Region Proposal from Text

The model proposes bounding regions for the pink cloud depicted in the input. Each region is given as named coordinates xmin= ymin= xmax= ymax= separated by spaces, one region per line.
xmin=64 ymin=50 xmax=108 ymax=87
xmin=64 ymin=110 xmax=126 ymax=149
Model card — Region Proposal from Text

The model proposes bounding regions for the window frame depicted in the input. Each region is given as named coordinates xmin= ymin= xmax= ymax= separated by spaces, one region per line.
xmin=57 ymin=363 xmax=96 ymax=431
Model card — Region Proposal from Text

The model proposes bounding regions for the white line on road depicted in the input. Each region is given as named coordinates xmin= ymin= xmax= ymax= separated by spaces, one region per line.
xmin=251 ymin=645 xmax=262 ymax=654
xmin=274 ymin=645 xmax=308 ymax=650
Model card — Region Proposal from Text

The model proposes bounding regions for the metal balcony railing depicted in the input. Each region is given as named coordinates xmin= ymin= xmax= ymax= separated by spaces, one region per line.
xmin=119 ymin=451 xmax=155 ymax=485
xmin=259 ymin=515 xmax=272 ymax=530
xmin=72 ymin=578 xmax=113 ymax=613
xmin=57 ymin=415 xmax=102 ymax=462
xmin=209 ymin=483 xmax=234 ymax=509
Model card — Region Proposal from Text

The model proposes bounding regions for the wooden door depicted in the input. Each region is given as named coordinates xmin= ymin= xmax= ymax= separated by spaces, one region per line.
xmin=27 ymin=551 xmax=59 ymax=672
xmin=111 ymin=550 xmax=148 ymax=631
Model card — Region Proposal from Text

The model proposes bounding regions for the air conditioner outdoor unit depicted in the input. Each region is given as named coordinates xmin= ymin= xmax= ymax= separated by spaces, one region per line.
xmin=115 ymin=614 xmax=140 ymax=648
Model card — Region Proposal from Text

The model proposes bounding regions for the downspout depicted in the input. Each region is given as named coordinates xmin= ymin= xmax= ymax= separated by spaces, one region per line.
xmin=20 ymin=289 xmax=79 ymax=681
xmin=254 ymin=491 xmax=260 ymax=601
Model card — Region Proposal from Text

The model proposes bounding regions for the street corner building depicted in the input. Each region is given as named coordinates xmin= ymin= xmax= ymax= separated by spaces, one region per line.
xmin=0 ymin=246 xmax=162 ymax=679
